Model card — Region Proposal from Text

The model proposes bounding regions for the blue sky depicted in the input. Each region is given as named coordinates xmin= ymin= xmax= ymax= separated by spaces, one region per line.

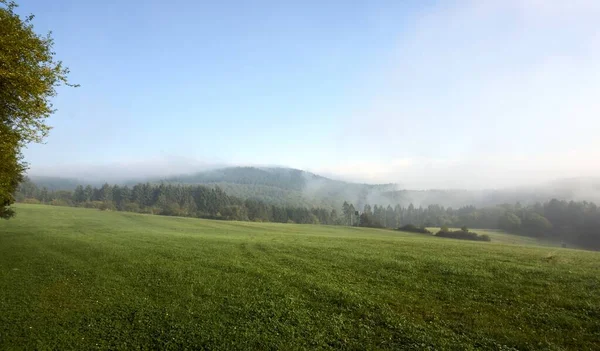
xmin=16 ymin=0 xmax=600 ymax=188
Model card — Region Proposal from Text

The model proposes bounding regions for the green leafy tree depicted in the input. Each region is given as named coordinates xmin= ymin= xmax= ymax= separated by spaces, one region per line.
xmin=521 ymin=212 xmax=552 ymax=237
xmin=342 ymin=201 xmax=351 ymax=225
xmin=73 ymin=185 xmax=86 ymax=204
xmin=0 ymin=125 xmax=23 ymax=218
xmin=498 ymin=212 xmax=522 ymax=232
xmin=0 ymin=0 xmax=76 ymax=218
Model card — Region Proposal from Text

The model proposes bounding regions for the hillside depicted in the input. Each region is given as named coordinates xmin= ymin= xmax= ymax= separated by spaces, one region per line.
xmin=1 ymin=205 xmax=598 ymax=349
xmin=145 ymin=167 xmax=600 ymax=209
xmin=28 ymin=175 xmax=83 ymax=191
xmin=160 ymin=167 xmax=398 ymax=209
xmin=26 ymin=167 xmax=600 ymax=210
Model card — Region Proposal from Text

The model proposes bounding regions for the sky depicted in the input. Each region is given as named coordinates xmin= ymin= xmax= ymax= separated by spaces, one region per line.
xmin=16 ymin=0 xmax=600 ymax=189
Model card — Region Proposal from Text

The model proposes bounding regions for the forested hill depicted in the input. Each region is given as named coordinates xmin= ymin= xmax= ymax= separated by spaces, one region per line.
xmin=157 ymin=167 xmax=396 ymax=208
xmin=25 ymin=167 xmax=600 ymax=210
xmin=28 ymin=176 xmax=82 ymax=191
xmin=161 ymin=167 xmax=325 ymax=191
xmin=139 ymin=167 xmax=600 ymax=209
xmin=26 ymin=167 xmax=399 ymax=208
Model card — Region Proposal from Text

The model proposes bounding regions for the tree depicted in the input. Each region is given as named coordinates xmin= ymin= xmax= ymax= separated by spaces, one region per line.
xmin=358 ymin=212 xmax=383 ymax=228
xmin=83 ymin=185 xmax=93 ymax=203
xmin=330 ymin=209 xmax=339 ymax=224
xmin=521 ymin=212 xmax=552 ymax=237
xmin=342 ymin=201 xmax=351 ymax=225
xmin=349 ymin=204 xmax=356 ymax=226
xmin=0 ymin=125 xmax=23 ymax=218
xmin=499 ymin=212 xmax=521 ymax=232
xmin=0 ymin=0 xmax=76 ymax=218
xmin=99 ymin=183 xmax=113 ymax=203
xmin=73 ymin=185 xmax=86 ymax=204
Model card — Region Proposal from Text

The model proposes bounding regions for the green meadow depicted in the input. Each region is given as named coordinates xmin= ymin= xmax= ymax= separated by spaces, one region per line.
xmin=1 ymin=205 xmax=598 ymax=350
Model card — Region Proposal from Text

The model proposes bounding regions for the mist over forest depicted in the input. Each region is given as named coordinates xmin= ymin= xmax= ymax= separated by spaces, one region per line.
xmin=27 ymin=166 xmax=600 ymax=210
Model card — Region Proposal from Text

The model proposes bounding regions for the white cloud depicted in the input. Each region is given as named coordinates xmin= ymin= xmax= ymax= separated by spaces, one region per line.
xmin=327 ymin=0 xmax=600 ymax=188
xmin=311 ymin=149 xmax=600 ymax=189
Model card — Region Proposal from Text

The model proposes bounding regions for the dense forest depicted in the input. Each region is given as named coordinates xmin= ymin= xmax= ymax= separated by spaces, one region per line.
xmin=350 ymin=200 xmax=600 ymax=249
xmin=17 ymin=179 xmax=338 ymax=225
xmin=29 ymin=167 xmax=600 ymax=211
xmin=15 ymin=178 xmax=600 ymax=250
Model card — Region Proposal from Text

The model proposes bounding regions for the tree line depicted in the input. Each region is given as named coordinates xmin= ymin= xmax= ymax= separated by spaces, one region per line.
xmin=16 ymin=179 xmax=600 ymax=250
xmin=16 ymin=179 xmax=339 ymax=225
xmin=353 ymin=200 xmax=600 ymax=250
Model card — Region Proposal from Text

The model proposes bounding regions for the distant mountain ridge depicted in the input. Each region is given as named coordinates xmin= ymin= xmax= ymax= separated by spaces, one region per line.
xmin=161 ymin=167 xmax=329 ymax=192
xmin=28 ymin=176 xmax=83 ymax=191
xmin=158 ymin=167 xmax=397 ymax=208
xmin=26 ymin=167 xmax=600 ymax=209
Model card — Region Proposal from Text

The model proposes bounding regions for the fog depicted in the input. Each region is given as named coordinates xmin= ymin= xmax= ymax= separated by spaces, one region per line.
xmin=321 ymin=0 xmax=600 ymax=189
xmin=26 ymin=159 xmax=600 ymax=210
xmin=27 ymin=157 xmax=226 ymax=184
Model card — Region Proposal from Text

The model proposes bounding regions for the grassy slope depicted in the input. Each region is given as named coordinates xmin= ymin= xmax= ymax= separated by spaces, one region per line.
xmin=1 ymin=205 xmax=599 ymax=350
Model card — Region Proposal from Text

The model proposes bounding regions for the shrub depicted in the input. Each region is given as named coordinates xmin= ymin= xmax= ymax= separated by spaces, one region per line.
xmin=98 ymin=202 xmax=115 ymax=211
xmin=123 ymin=202 xmax=141 ymax=213
xmin=21 ymin=198 xmax=41 ymax=204
xmin=50 ymin=199 xmax=70 ymax=207
xmin=435 ymin=229 xmax=491 ymax=242
xmin=397 ymin=224 xmax=431 ymax=234
xmin=83 ymin=201 xmax=105 ymax=209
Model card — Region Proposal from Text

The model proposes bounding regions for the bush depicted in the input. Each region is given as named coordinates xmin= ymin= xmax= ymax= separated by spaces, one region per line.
xmin=83 ymin=201 xmax=105 ymax=209
xmin=21 ymin=198 xmax=41 ymax=204
xmin=50 ymin=199 xmax=71 ymax=207
xmin=435 ymin=229 xmax=491 ymax=242
xmin=123 ymin=202 xmax=141 ymax=213
xmin=397 ymin=224 xmax=431 ymax=234
xmin=98 ymin=202 xmax=115 ymax=211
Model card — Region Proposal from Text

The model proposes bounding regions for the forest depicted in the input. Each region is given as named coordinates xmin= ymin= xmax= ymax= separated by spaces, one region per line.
xmin=16 ymin=178 xmax=600 ymax=250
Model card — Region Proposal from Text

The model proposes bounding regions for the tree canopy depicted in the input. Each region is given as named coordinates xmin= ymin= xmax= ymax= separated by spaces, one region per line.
xmin=0 ymin=0 xmax=75 ymax=218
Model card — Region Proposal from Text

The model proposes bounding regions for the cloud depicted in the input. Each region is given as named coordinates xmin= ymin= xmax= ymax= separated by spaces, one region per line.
xmin=330 ymin=0 xmax=600 ymax=188
xmin=484 ymin=0 xmax=600 ymax=19
xmin=311 ymin=150 xmax=600 ymax=189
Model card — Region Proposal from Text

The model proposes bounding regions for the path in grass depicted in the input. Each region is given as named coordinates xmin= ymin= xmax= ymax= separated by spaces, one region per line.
xmin=1 ymin=205 xmax=599 ymax=350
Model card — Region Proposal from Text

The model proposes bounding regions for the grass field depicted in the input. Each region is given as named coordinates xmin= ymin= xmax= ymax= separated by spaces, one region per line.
xmin=1 ymin=205 xmax=599 ymax=350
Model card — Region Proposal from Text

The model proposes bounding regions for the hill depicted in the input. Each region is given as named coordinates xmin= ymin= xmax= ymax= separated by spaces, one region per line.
xmin=26 ymin=167 xmax=600 ymax=209
xmin=1 ymin=205 xmax=599 ymax=349
xmin=159 ymin=167 xmax=398 ymax=209
xmin=157 ymin=167 xmax=600 ymax=209
xmin=28 ymin=175 xmax=84 ymax=191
